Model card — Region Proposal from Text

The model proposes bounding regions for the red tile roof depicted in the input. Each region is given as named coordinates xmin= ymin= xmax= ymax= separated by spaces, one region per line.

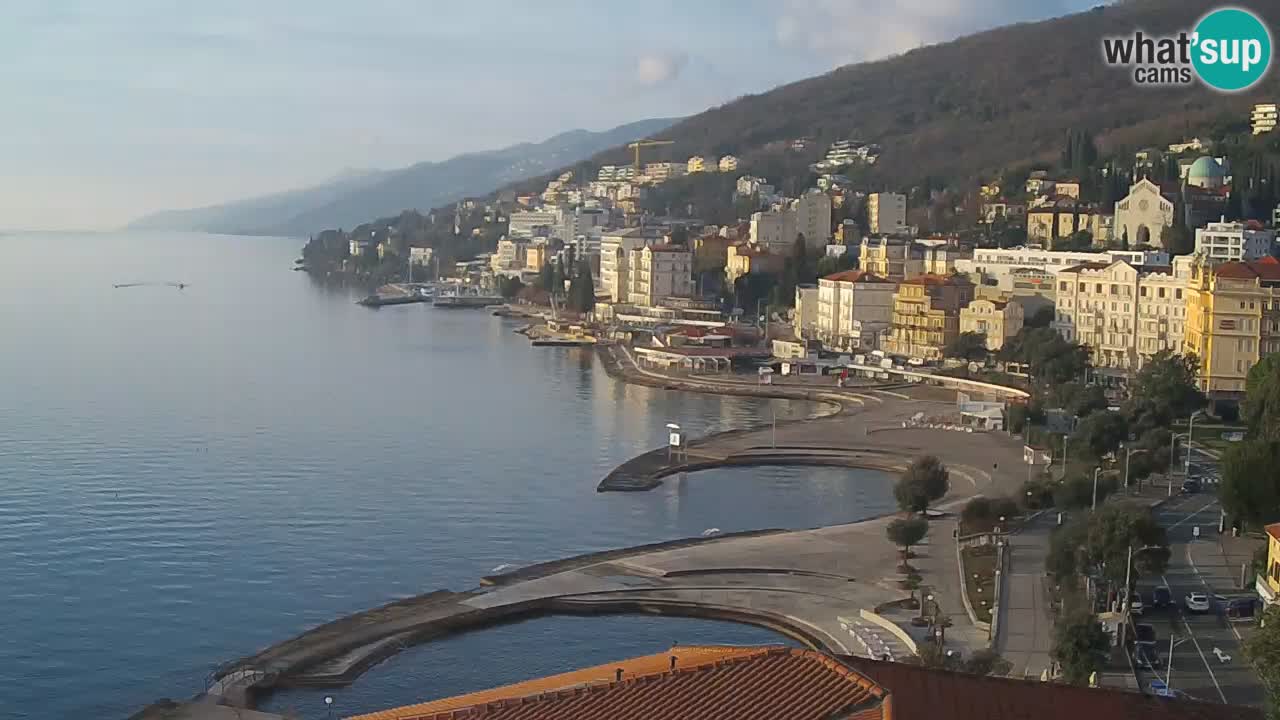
xmin=353 ymin=647 xmax=886 ymax=720
xmin=903 ymin=273 xmax=971 ymax=286
xmin=843 ymin=657 xmax=1261 ymax=720
xmin=823 ymin=270 xmax=887 ymax=283
xmin=1266 ymin=522 xmax=1280 ymax=542
xmin=1214 ymin=258 xmax=1280 ymax=282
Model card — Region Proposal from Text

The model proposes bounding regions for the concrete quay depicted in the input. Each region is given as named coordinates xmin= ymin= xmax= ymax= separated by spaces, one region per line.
xmin=167 ymin=351 xmax=1035 ymax=717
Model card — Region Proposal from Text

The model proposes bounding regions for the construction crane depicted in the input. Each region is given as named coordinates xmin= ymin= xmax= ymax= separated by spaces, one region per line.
xmin=626 ymin=139 xmax=674 ymax=175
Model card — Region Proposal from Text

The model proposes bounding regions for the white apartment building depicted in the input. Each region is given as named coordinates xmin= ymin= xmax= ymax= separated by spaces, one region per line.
xmin=598 ymin=165 xmax=637 ymax=182
xmin=1195 ymin=220 xmax=1276 ymax=263
xmin=955 ymin=247 xmax=1170 ymax=294
xmin=627 ymin=245 xmax=693 ymax=307
xmin=736 ymin=175 xmax=775 ymax=198
xmin=718 ymin=155 xmax=739 ymax=172
xmin=490 ymin=239 xmax=525 ymax=274
xmin=794 ymin=284 xmax=819 ymax=338
xmin=600 ymin=229 xmax=652 ymax=303
xmin=867 ymin=192 xmax=907 ymax=234
xmin=560 ymin=207 xmax=608 ymax=256
xmin=1052 ymin=257 xmax=1193 ymax=371
xmin=1253 ymin=103 xmax=1278 ymax=135
xmin=409 ymin=247 xmax=434 ymax=266
xmin=507 ymin=209 xmax=560 ymax=239
xmin=815 ymin=270 xmax=896 ymax=351
xmin=749 ymin=192 xmax=832 ymax=251
xmin=643 ymin=162 xmax=686 ymax=183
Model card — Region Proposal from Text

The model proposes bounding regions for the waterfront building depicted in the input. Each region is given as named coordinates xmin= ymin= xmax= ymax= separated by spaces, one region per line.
xmin=883 ymin=274 xmax=975 ymax=361
xmin=1184 ymin=256 xmax=1280 ymax=395
xmin=408 ymin=247 xmax=433 ymax=266
xmin=794 ymin=284 xmax=819 ymax=338
xmin=1195 ymin=219 xmax=1276 ymax=263
xmin=627 ymin=245 xmax=693 ymax=307
xmin=954 ymin=246 xmax=1169 ymax=298
xmin=960 ymin=297 xmax=1024 ymax=351
xmin=867 ymin=192 xmax=907 ymax=234
xmin=490 ymin=239 xmax=525 ymax=274
xmin=815 ymin=270 xmax=895 ymax=351
xmin=1053 ymin=257 xmax=1193 ymax=372
xmin=600 ymin=228 xmax=652 ymax=303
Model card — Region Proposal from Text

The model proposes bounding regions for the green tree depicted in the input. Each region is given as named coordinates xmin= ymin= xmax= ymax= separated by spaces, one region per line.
xmin=1048 ymin=382 xmax=1107 ymax=418
xmin=1245 ymin=353 xmax=1280 ymax=440
xmin=1046 ymin=515 xmax=1088 ymax=579
xmin=567 ymin=259 xmax=595 ymax=313
xmin=1122 ymin=351 xmax=1205 ymax=434
xmin=885 ymin=517 xmax=929 ymax=557
xmin=1220 ymin=439 xmax=1280 ymax=529
xmin=497 ymin=275 xmax=525 ymax=299
xmin=1025 ymin=305 xmax=1056 ymax=329
xmin=538 ymin=262 xmax=555 ymax=293
xmin=1085 ymin=502 xmax=1170 ymax=588
xmin=1163 ymin=214 xmax=1195 ymax=256
xmin=1245 ymin=605 xmax=1280 ymax=716
xmin=945 ymin=331 xmax=989 ymax=362
xmin=895 ymin=456 xmax=950 ymax=513
xmin=1051 ymin=610 xmax=1110 ymax=685
xmin=1053 ymin=472 xmax=1118 ymax=510
xmin=961 ymin=649 xmax=1013 ymax=677
xmin=1069 ymin=411 xmax=1128 ymax=460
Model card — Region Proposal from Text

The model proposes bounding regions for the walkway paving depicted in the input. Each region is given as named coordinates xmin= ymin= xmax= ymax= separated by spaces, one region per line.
xmin=996 ymin=513 xmax=1056 ymax=680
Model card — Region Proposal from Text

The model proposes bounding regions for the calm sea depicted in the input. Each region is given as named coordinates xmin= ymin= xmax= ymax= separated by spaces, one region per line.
xmin=0 ymin=232 xmax=893 ymax=719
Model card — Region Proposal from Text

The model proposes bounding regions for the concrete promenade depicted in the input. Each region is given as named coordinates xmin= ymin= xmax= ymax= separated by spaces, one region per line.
xmin=149 ymin=351 xmax=1037 ymax=718
xmin=995 ymin=512 xmax=1056 ymax=680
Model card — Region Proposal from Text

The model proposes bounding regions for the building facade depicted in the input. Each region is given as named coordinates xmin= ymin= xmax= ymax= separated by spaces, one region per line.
xmin=507 ymin=209 xmax=560 ymax=239
xmin=960 ymin=298 xmax=1025 ymax=350
xmin=1254 ymin=103 xmax=1279 ymax=135
xmin=600 ymin=229 xmax=651 ymax=303
xmin=1195 ymin=220 xmax=1276 ymax=263
xmin=725 ymin=243 xmax=785 ymax=285
xmin=718 ymin=155 xmax=739 ymax=172
xmin=686 ymin=156 xmax=712 ymax=173
xmin=1184 ymin=257 xmax=1280 ymax=395
xmin=882 ymin=275 xmax=975 ymax=361
xmin=867 ymin=192 xmax=907 ymax=234
xmin=1053 ymin=258 xmax=1192 ymax=372
xmin=815 ymin=270 xmax=895 ymax=351
xmin=628 ymin=245 xmax=693 ymax=307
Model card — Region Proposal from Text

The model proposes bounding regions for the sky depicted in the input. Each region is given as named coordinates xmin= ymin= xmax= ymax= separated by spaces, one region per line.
xmin=2 ymin=0 xmax=1095 ymax=230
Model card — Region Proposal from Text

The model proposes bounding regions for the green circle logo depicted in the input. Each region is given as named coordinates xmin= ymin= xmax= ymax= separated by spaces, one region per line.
xmin=1192 ymin=7 xmax=1272 ymax=92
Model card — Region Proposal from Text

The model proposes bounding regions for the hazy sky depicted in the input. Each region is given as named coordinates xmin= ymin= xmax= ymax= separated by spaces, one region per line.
xmin=2 ymin=1 xmax=1093 ymax=230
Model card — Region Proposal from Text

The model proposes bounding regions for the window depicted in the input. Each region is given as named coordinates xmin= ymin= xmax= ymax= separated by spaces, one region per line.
xmin=1060 ymin=281 xmax=1068 ymax=292
xmin=1140 ymin=286 xmax=1148 ymax=297
xmin=1096 ymin=283 xmax=1103 ymax=293
xmin=1158 ymin=287 xmax=1165 ymax=298
xmin=1242 ymin=301 xmax=1248 ymax=309
xmin=1176 ymin=289 xmax=1183 ymax=300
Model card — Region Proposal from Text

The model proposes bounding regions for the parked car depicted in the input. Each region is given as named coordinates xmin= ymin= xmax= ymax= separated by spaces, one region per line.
xmin=1152 ymin=585 xmax=1173 ymax=609
xmin=1185 ymin=592 xmax=1211 ymax=613
xmin=1181 ymin=478 xmax=1201 ymax=494
xmin=1129 ymin=591 xmax=1145 ymax=615
xmin=1226 ymin=597 xmax=1258 ymax=622
xmin=1133 ymin=623 xmax=1157 ymax=645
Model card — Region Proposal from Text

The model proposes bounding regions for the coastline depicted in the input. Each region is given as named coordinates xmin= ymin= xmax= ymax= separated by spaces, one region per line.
xmin=142 ymin=337 xmax=1032 ymax=719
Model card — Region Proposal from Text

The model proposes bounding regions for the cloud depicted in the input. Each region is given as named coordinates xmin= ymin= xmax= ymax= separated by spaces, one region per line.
xmin=634 ymin=52 xmax=689 ymax=86
xmin=773 ymin=0 xmax=1087 ymax=65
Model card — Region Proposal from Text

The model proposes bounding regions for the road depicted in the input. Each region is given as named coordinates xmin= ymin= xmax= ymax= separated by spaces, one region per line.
xmin=1136 ymin=491 xmax=1265 ymax=707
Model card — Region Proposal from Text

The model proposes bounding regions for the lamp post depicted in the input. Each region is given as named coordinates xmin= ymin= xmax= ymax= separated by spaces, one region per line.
xmin=324 ymin=696 xmax=334 ymax=720
xmin=1124 ymin=447 xmax=1149 ymax=491
xmin=1092 ymin=467 xmax=1102 ymax=510
xmin=1186 ymin=410 xmax=1206 ymax=475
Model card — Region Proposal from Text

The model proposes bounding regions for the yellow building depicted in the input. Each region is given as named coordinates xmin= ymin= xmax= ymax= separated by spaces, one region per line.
xmin=725 ymin=243 xmax=785 ymax=285
xmin=882 ymin=274 xmax=975 ymax=361
xmin=960 ymin=297 xmax=1024 ymax=351
xmin=524 ymin=243 xmax=547 ymax=272
xmin=1259 ymin=523 xmax=1280 ymax=606
xmin=1184 ymin=256 xmax=1280 ymax=394
xmin=687 ymin=155 xmax=713 ymax=173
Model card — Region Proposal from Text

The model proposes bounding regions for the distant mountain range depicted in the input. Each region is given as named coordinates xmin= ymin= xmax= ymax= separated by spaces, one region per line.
xmin=126 ymin=118 xmax=679 ymax=237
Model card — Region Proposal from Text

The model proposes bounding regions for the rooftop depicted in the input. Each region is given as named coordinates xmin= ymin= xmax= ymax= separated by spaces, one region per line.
xmin=1214 ymin=256 xmax=1280 ymax=282
xmin=902 ymin=273 xmax=972 ymax=287
xmin=350 ymin=646 xmax=886 ymax=720
xmin=1267 ymin=522 xmax=1280 ymax=543
xmin=823 ymin=270 xmax=887 ymax=283
xmin=844 ymin=657 xmax=1259 ymax=720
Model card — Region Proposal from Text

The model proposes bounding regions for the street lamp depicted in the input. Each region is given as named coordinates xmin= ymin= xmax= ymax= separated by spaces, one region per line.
xmin=1092 ymin=467 xmax=1102 ymax=510
xmin=1185 ymin=410 xmax=1207 ymax=474
xmin=1124 ymin=446 xmax=1149 ymax=490
xmin=324 ymin=696 xmax=334 ymax=720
